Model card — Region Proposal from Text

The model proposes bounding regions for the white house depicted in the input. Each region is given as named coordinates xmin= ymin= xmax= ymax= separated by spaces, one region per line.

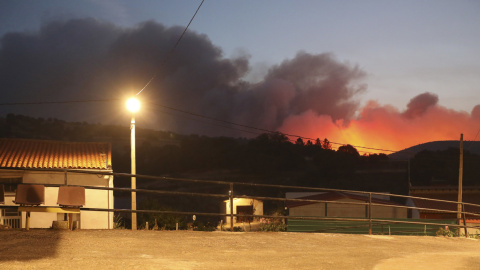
xmin=0 ymin=138 xmax=114 ymax=229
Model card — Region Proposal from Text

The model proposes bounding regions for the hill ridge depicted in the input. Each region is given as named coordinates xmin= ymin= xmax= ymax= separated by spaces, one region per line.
xmin=389 ymin=140 xmax=480 ymax=160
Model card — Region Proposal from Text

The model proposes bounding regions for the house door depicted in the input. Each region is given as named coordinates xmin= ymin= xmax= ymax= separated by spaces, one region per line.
xmin=236 ymin=205 xmax=254 ymax=223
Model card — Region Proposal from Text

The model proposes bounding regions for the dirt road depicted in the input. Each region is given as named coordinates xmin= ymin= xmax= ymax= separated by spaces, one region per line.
xmin=1 ymin=230 xmax=479 ymax=269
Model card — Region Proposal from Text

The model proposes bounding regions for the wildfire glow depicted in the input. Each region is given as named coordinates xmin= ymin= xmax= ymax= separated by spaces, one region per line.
xmin=279 ymin=100 xmax=480 ymax=154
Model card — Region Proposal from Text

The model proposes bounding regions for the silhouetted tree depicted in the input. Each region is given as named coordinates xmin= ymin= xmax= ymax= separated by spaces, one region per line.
xmin=322 ymin=138 xmax=332 ymax=150
xmin=410 ymin=148 xmax=480 ymax=186
xmin=295 ymin=138 xmax=305 ymax=146
xmin=337 ymin=144 xmax=360 ymax=157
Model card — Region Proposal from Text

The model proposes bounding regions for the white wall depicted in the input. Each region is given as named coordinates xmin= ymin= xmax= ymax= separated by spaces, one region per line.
xmin=289 ymin=203 xmax=325 ymax=217
xmin=2 ymin=170 xmax=114 ymax=229
xmin=289 ymin=198 xmax=407 ymax=219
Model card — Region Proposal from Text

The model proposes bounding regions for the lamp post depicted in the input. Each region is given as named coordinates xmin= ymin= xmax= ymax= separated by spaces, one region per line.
xmin=126 ymin=97 xmax=140 ymax=230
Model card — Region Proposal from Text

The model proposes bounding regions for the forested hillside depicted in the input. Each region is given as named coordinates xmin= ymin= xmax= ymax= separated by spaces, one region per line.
xmin=2 ymin=114 xmax=478 ymax=194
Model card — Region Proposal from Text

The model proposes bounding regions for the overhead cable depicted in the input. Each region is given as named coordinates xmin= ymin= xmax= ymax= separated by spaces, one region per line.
xmin=148 ymin=101 xmax=397 ymax=153
xmin=136 ymin=0 xmax=205 ymax=96
xmin=0 ymin=98 xmax=397 ymax=153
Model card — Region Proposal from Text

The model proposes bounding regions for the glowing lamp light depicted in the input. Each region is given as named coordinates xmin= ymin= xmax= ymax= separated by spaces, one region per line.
xmin=126 ymin=97 xmax=140 ymax=113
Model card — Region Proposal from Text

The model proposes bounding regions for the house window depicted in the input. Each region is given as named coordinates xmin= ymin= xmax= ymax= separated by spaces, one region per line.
xmin=0 ymin=178 xmax=22 ymax=228
xmin=236 ymin=205 xmax=254 ymax=223
xmin=2 ymin=207 xmax=19 ymax=217
xmin=0 ymin=178 xmax=22 ymax=193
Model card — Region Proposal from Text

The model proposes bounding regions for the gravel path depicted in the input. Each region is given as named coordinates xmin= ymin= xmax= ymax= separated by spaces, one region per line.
xmin=1 ymin=230 xmax=479 ymax=269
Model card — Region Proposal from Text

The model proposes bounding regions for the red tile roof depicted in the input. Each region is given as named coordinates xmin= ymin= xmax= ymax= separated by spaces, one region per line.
xmin=0 ymin=138 xmax=111 ymax=170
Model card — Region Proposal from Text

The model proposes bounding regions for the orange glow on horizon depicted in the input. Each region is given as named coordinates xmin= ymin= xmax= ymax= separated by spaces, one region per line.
xmin=279 ymin=101 xmax=480 ymax=155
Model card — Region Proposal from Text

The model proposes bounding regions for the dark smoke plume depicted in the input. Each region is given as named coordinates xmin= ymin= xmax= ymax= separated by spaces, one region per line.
xmin=472 ymin=105 xmax=480 ymax=120
xmin=0 ymin=19 xmax=366 ymax=136
xmin=402 ymin=92 xmax=438 ymax=119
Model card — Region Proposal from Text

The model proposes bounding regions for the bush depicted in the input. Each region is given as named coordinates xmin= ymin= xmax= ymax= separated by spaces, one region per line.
xmin=469 ymin=234 xmax=480 ymax=239
xmin=137 ymin=200 xmax=187 ymax=230
xmin=259 ymin=218 xmax=287 ymax=232
xmin=195 ymin=221 xmax=218 ymax=231
xmin=114 ymin=214 xmax=126 ymax=229
xmin=436 ymin=226 xmax=455 ymax=237
xmin=233 ymin=226 xmax=244 ymax=232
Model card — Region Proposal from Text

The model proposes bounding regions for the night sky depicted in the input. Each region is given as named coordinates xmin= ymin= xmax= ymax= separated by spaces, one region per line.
xmin=1 ymin=0 xmax=479 ymax=151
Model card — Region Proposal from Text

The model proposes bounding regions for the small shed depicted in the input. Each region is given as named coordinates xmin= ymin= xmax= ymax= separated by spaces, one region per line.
xmin=409 ymin=186 xmax=480 ymax=219
xmin=222 ymin=198 xmax=263 ymax=225
xmin=0 ymin=138 xmax=114 ymax=229
xmin=409 ymin=186 xmax=480 ymax=234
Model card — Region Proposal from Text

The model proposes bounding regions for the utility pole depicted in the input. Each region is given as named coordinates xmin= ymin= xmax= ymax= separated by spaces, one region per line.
xmin=126 ymin=97 xmax=140 ymax=231
xmin=131 ymin=114 xmax=137 ymax=230
xmin=457 ymin=134 xmax=463 ymax=224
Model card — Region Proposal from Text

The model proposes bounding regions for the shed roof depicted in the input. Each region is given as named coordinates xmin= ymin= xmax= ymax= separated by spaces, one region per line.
xmin=0 ymin=138 xmax=111 ymax=170
xmin=286 ymin=191 xmax=402 ymax=208
xmin=410 ymin=187 xmax=480 ymax=214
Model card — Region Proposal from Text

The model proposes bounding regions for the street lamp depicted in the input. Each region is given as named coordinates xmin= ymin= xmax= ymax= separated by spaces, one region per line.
xmin=126 ymin=97 xmax=140 ymax=230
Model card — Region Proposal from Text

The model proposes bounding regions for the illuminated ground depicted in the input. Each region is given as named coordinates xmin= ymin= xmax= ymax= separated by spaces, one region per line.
xmin=0 ymin=230 xmax=479 ymax=269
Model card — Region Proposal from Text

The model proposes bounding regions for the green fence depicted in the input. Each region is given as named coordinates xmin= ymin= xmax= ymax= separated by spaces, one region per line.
xmin=287 ymin=218 xmax=458 ymax=235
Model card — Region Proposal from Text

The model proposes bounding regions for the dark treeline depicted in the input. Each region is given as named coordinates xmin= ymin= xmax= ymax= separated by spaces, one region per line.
xmin=411 ymin=148 xmax=480 ymax=187
xmin=0 ymin=114 xmax=395 ymax=188
xmin=4 ymin=114 xmax=480 ymax=227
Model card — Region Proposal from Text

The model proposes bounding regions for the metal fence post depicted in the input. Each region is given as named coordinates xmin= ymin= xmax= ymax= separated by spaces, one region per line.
xmin=26 ymin=211 xmax=31 ymax=231
xmin=462 ymin=203 xmax=468 ymax=238
xmin=368 ymin=193 xmax=372 ymax=235
xmin=229 ymin=183 xmax=234 ymax=232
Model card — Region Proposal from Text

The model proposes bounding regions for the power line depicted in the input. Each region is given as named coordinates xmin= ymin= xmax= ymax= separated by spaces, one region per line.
xmin=150 ymin=107 xmax=262 ymax=137
xmin=147 ymin=101 xmax=397 ymax=153
xmin=136 ymin=0 xmax=205 ymax=96
xmin=0 ymin=99 xmax=118 ymax=106
xmin=151 ymin=106 xmax=383 ymax=155
xmin=465 ymin=127 xmax=480 ymax=152
xmin=0 ymin=98 xmax=397 ymax=153
xmin=152 ymin=107 xmax=319 ymax=147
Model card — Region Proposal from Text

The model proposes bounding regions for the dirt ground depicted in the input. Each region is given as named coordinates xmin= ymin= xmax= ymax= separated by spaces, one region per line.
xmin=0 ymin=229 xmax=479 ymax=270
